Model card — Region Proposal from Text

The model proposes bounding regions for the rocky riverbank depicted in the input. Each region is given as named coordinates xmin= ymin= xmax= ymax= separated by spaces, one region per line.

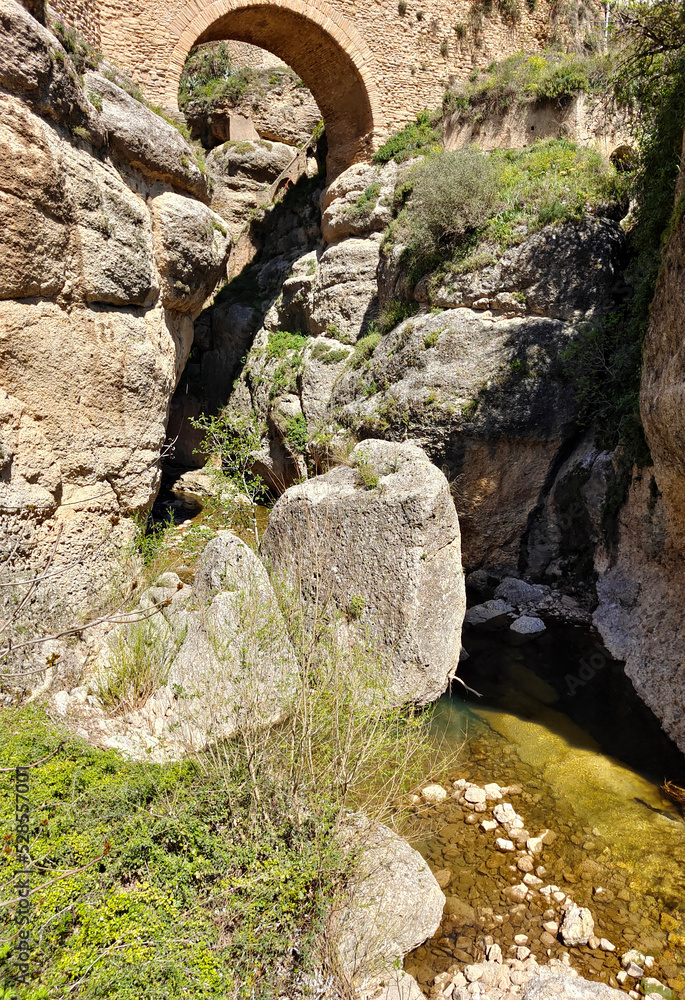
xmin=402 ymin=757 xmax=685 ymax=1000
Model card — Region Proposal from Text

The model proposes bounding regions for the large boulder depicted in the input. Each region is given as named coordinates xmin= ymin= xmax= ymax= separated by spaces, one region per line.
xmin=136 ymin=532 xmax=299 ymax=750
xmin=304 ymin=235 xmax=382 ymax=342
xmin=523 ymin=971 xmax=627 ymax=999
xmin=207 ymin=138 xmax=296 ymax=234
xmin=420 ymin=218 xmax=625 ymax=323
xmin=83 ymin=71 xmax=210 ymax=201
xmin=327 ymin=817 xmax=445 ymax=985
xmin=150 ymin=192 xmax=230 ymax=313
xmin=261 ymin=439 xmax=465 ymax=705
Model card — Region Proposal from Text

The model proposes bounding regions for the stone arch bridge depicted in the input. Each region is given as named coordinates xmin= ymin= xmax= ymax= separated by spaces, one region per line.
xmin=50 ymin=0 xmax=594 ymax=176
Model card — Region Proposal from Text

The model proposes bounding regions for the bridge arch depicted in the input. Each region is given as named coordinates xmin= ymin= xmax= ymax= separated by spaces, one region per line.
xmin=164 ymin=0 xmax=384 ymax=177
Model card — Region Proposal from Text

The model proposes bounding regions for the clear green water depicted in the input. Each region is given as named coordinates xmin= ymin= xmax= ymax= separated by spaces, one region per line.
xmin=405 ymin=624 xmax=685 ymax=994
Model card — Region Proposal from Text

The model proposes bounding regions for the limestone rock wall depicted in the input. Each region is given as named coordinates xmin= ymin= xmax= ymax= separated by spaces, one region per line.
xmin=590 ymin=129 xmax=685 ymax=754
xmin=0 ymin=1 xmax=230 ymax=614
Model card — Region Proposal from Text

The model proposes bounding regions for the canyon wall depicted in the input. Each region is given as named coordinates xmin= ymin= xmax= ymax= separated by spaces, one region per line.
xmin=0 ymin=1 xmax=229 ymax=612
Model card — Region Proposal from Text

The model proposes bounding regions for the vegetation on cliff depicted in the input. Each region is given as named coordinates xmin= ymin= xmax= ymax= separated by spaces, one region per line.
xmin=443 ymin=50 xmax=611 ymax=119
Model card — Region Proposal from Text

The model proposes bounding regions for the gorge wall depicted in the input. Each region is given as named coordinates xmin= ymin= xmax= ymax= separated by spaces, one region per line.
xmin=0 ymin=1 xmax=230 ymax=614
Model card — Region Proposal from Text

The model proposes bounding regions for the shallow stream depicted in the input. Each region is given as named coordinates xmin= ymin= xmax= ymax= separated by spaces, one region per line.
xmin=404 ymin=624 xmax=685 ymax=995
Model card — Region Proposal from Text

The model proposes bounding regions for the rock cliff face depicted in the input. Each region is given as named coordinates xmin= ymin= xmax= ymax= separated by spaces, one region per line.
xmin=591 ymin=132 xmax=685 ymax=754
xmin=0 ymin=0 xmax=230 ymax=608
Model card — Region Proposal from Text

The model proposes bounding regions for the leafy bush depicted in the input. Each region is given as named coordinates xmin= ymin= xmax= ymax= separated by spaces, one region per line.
xmin=52 ymin=19 xmax=102 ymax=74
xmin=285 ymin=413 xmax=308 ymax=452
xmin=350 ymin=182 xmax=381 ymax=220
xmin=266 ymin=329 xmax=307 ymax=360
xmin=98 ymin=619 xmax=176 ymax=714
xmin=378 ymin=299 xmax=420 ymax=334
xmin=401 ymin=148 xmax=501 ymax=272
xmin=443 ymin=51 xmax=609 ymax=118
xmin=372 ymin=110 xmax=441 ymax=164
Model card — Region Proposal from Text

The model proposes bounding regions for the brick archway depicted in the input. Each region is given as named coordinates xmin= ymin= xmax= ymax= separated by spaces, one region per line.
xmin=164 ymin=0 xmax=383 ymax=177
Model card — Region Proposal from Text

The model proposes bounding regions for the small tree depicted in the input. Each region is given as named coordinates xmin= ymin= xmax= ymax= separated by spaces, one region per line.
xmin=190 ymin=411 xmax=265 ymax=547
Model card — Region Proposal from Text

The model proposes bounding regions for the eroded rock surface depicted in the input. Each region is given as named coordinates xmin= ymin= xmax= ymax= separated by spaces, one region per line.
xmin=0 ymin=0 xmax=229 ymax=628
xmin=261 ymin=439 xmax=465 ymax=705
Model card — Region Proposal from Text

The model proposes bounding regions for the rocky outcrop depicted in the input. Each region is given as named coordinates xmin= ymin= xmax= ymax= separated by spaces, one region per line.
xmin=330 ymin=306 xmax=579 ymax=572
xmin=591 ymin=135 xmax=685 ymax=754
xmin=0 ymin=0 xmax=230 ymax=626
xmin=443 ymin=92 xmax=630 ymax=162
xmin=83 ymin=71 xmax=210 ymax=201
xmin=207 ymin=137 xmax=297 ymax=235
xmin=321 ymin=161 xmax=397 ymax=243
xmin=184 ymin=69 xmax=320 ymax=150
xmin=327 ymin=817 xmax=445 ymax=988
xmin=261 ymin=439 xmax=465 ymax=706
xmin=640 ymin=132 xmax=685 ymax=555
xmin=411 ymin=218 xmax=626 ymax=323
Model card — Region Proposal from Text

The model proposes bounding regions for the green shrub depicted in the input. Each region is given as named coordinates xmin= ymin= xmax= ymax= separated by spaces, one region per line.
xmin=442 ymin=51 xmax=609 ymax=118
xmin=52 ymin=19 xmax=102 ymax=74
xmin=285 ymin=413 xmax=308 ymax=452
xmin=350 ymin=181 xmax=381 ymax=220
xmin=266 ymin=329 xmax=307 ymax=360
xmin=354 ymin=456 xmax=380 ymax=489
xmin=424 ymin=329 xmax=440 ymax=348
xmin=347 ymin=595 xmax=365 ymax=619
xmin=402 ymin=148 xmax=501 ymax=271
xmin=349 ymin=331 xmax=381 ymax=368
xmin=98 ymin=619 xmax=176 ymax=714
xmin=372 ymin=110 xmax=441 ymax=164
xmin=378 ymin=299 xmax=420 ymax=333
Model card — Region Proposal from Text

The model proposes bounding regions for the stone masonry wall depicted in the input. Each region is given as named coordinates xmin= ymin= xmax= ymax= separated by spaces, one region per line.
xmin=225 ymin=40 xmax=286 ymax=70
xmin=47 ymin=0 xmax=100 ymax=47
xmin=50 ymin=0 xmax=603 ymax=148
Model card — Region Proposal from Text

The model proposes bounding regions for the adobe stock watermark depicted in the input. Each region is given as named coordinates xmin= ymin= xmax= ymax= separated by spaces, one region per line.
xmin=14 ymin=765 xmax=31 ymax=985
xmin=564 ymin=648 xmax=609 ymax=697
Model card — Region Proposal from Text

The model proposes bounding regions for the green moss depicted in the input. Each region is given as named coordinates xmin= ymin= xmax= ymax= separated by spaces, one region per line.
xmin=424 ymin=329 xmax=440 ymax=348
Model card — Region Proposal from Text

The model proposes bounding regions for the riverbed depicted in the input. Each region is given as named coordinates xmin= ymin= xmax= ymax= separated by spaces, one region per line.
xmin=404 ymin=624 xmax=685 ymax=996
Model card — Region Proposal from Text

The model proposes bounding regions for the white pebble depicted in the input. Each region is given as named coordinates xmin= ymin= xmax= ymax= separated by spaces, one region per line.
xmin=599 ymin=938 xmax=615 ymax=952
xmin=465 ymin=785 xmax=487 ymax=804
xmin=481 ymin=819 xmax=498 ymax=832
xmin=422 ymin=783 xmax=447 ymax=804
xmin=496 ymin=837 xmax=515 ymax=851
xmin=543 ymin=921 xmax=559 ymax=934
xmin=514 ymin=934 xmax=528 ymax=945
xmin=523 ymin=873 xmax=543 ymax=886
xmin=516 ymin=946 xmax=531 ymax=960
xmin=484 ymin=782 xmax=503 ymax=801
xmin=527 ymin=836 xmax=544 ymax=854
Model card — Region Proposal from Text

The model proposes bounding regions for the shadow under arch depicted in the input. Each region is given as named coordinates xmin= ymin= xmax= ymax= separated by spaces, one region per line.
xmin=165 ymin=0 xmax=383 ymax=178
